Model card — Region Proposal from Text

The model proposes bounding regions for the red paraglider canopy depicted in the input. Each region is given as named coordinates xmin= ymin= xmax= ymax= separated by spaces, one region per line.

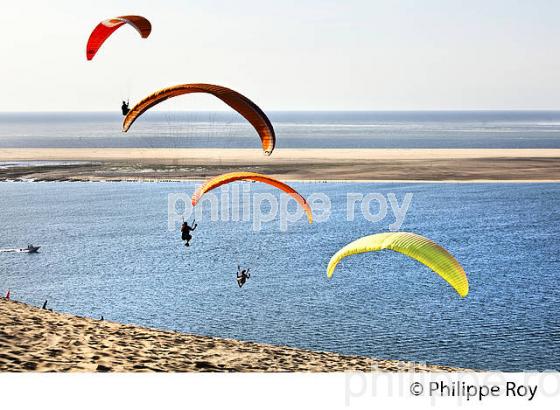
xmin=86 ymin=15 xmax=151 ymax=60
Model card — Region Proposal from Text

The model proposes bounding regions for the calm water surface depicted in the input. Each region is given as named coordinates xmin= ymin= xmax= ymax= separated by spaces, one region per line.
xmin=1 ymin=111 xmax=560 ymax=148
xmin=0 ymin=182 xmax=559 ymax=371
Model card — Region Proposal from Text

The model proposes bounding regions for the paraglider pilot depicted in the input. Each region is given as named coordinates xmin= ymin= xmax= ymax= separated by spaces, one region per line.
xmin=181 ymin=219 xmax=197 ymax=247
xmin=121 ymin=100 xmax=130 ymax=116
xmin=236 ymin=265 xmax=251 ymax=288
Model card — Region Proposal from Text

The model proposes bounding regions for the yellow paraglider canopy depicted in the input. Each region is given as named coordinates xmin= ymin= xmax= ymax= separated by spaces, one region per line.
xmin=327 ymin=232 xmax=469 ymax=297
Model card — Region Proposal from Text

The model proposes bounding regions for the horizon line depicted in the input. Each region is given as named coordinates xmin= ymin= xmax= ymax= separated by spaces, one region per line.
xmin=1 ymin=109 xmax=560 ymax=114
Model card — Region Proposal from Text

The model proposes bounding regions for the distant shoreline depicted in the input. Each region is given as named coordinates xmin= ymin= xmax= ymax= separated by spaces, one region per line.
xmin=1 ymin=148 xmax=559 ymax=182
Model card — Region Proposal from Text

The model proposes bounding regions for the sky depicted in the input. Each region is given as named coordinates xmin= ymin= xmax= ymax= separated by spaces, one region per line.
xmin=1 ymin=0 xmax=559 ymax=111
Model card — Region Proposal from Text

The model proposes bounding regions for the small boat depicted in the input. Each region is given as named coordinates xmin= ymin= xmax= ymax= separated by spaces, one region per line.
xmin=19 ymin=245 xmax=41 ymax=253
xmin=0 ymin=244 xmax=41 ymax=253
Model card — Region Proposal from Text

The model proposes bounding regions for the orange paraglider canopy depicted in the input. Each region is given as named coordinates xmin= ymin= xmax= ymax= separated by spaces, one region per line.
xmin=122 ymin=84 xmax=276 ymax=155
xmin=86 ymin=15 xmax=151 ymax=60
xmin=192 ymin=172 xmax=312 ymax=223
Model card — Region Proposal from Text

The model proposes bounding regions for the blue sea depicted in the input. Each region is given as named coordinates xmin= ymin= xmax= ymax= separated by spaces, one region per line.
xmin=0 ymin=181 xmax=559 ymax=371
xmin=2 ymin=111 xmax=560 ymax=148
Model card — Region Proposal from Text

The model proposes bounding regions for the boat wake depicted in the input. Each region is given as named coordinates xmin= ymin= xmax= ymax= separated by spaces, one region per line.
xmin=0 ymin=246 xmax=41 ymax=254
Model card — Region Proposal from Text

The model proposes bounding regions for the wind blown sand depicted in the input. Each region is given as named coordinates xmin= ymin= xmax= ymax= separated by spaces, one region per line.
xmin=0 ymin=148 xmax=559 ymax=182
xmin=0 ymin=299 xmax=463 ymax=372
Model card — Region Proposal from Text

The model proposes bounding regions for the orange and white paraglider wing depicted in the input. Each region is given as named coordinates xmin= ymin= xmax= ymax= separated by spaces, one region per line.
xmin=86 ymin=15 xmax=151 ymax=60
xmin=122 ymin=84 xmax=276 ymax=155
xmin=192 ymin=172 xmax=312 ymax=223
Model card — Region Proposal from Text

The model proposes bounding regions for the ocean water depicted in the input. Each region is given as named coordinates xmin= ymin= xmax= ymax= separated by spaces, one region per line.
xmin=1 ymin=111 xmax=560 ymax=148
xmin=0 ymin=181 xmax=559 ymax=371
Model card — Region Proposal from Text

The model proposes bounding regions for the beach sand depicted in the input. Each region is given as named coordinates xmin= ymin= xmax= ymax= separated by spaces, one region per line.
xmin=0 ymin=298 xmax=464 ymax=372
xmin=0 ymin=148 xmax=559 ymax=182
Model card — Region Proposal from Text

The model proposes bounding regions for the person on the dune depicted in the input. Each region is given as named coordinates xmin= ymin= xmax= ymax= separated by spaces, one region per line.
xmin=181 ymin=220 xmax=197 ymax=247
xmin=121 ymin=100 xmax=130 ymax=116
xmin=236 ymin=265 xmax=251 ymax=288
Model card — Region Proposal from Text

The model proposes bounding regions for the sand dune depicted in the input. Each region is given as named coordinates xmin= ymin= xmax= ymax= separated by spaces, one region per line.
xmin=0 ymin=148 xmax=559 ymax=181
xmin=0 ymin=298 xmax=463 ymax=372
